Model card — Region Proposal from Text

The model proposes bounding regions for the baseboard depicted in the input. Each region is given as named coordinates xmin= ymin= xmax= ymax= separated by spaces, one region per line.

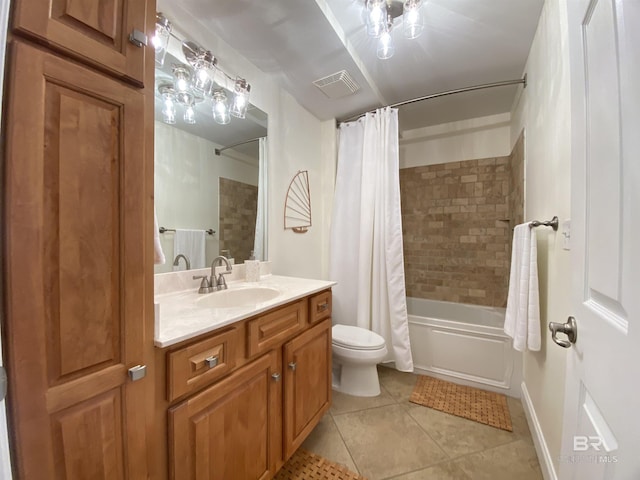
xmin=520 ymin=382 xmax=559 ymax=480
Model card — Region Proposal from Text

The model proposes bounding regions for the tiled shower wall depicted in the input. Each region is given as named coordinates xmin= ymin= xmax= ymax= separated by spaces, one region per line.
xmin=218 ymin=177 xmax=258 ymax=264
xmin=400 ymin=134 xmax=524 ymax=307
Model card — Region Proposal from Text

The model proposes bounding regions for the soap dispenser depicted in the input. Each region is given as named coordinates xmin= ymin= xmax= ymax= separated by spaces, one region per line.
xmin=245 ymin=250 xmax=260 ymax=282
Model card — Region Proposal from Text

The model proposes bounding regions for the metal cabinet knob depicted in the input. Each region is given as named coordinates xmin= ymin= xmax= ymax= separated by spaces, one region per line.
xmin=271 ymin=373 xmax=281 ymax=382
xmin=288 ymin=362 xmax=297 ymax=371
xmin=549 ymin=316 xmax=577 ymax=348
xmin=205 ymin=356 xmax=219 ymax=369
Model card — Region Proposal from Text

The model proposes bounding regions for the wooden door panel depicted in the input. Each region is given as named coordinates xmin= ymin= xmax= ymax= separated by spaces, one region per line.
xmin=4 ymin=41 xmax=147 ymax=479
xmin=51 ymin=389 xmax=124 ymax=479
xmin=283 ymin=319 xmax=332 ymax=459
xmin=12 ymin=0 xmax=147 ymax=85
xmin=169 ymin=352 xmax=279 ymax=480
xmin=44 ymin=83 xmax=122 ymax=383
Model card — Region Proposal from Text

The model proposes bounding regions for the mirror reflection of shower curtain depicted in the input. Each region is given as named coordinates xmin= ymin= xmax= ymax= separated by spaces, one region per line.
xmin=330 ymin=107 xmax=413 ymax=372
xmin=253 ymin=137 xmax=268 ymax=261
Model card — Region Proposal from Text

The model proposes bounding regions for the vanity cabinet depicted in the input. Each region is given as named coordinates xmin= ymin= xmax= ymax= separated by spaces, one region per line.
xmin=158 ymin=290 xmax=333 ymax=480
xmin=12 ymin=0 xmax=148 ymax=85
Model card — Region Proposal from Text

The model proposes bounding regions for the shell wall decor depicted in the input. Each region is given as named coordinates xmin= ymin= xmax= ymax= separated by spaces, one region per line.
xmin=284 ymin=170 xmax=312 ymax=233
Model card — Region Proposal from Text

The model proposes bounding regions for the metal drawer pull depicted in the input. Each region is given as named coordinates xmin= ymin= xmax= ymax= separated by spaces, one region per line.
xmin=288 ymin=362 xmax=297 ymax=371
xmin=205 ymin=356 xmax=219 ymax=369
xmin=271 ymin=373 xmax=281 ymax=382
xmin=128 ymin=365 xmax=147 ymax=382
xmin=317 ymin=302 xmax=329 ymax=312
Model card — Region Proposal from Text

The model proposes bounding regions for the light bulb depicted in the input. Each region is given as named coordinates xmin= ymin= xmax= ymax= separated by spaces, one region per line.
xmin=366 ymin=0 xmax=386 ymax=37
xmin=377 ymin=28 xmax=395 ymax=59
xmin=162 ymin=97 xmax=176 ymax=124
xmin=230 ymin=77 xmax=251 ymax=119
xmin=184 ymin=105 xmax=196 ymax=124
xmin=212 ymin=90 xmax=230 ymax=125
xmin=154 ymin=13 xmax=172 ymax=66
xmin=403 ymin=0 xmax=424 ymax=39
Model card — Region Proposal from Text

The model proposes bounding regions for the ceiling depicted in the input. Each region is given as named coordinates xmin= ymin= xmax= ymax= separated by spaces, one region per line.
xmin=157 ymin=0 xmax=543 ymax=133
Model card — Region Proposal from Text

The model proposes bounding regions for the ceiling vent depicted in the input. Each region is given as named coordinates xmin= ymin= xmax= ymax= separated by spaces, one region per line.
xmin=313 ymin=70 xmax=360 ymax=99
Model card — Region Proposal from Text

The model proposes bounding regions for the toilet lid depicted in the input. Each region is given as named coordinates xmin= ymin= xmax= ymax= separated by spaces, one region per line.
xmin=332 ymin=325 xmax=386 ymax=351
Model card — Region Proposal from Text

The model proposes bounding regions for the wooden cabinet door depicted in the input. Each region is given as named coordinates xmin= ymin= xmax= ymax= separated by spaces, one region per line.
xmin=3 ymin=41 xmax=148 ymax=479
xmin=169 ymin=352 xmax=281 ymax=480
xmin=283 ymin=319 xmax=332 ymax=459
xmin=12 ymin=0 xmax=148 ymax=85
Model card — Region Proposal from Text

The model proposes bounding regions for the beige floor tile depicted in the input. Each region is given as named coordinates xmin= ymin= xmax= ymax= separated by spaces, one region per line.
xmin=330 ymin=386 xmax=397 ymax=415
xmin=406 ymin=404 xmax=516 ymax=458
xmin=507 ymin=396 xmax=534 ymax=441
xmin=301 ymin=413 xmax=358 ymax=473
xmin=388 ymin=461 xmax=470 ymax=480
xmin=377 ymin=366 xmax=417 ymax=403
xmin=454 ymin=439 xmax=543 ymax=480
xmin=333 ymin=404 xmax=447 ymax=480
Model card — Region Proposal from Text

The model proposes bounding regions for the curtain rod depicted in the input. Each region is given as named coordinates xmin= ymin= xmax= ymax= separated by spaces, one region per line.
xmin=214 ymin=136 xmax=266 ymax=156
xmin=339 ymin=75 xmax=527 ymax=124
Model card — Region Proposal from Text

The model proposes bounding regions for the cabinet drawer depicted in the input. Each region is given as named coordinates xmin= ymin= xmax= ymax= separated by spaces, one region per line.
xmin=309 ymin=290 xmax=332 ymax=324
xmin=167 ymin=327 xmax=238 ymax=402
xmin=247 ymin=300 xmax=307 ymax=357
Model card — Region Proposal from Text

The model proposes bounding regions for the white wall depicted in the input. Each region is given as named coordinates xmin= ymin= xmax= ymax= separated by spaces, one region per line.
xmin=157 ymin=2 xmax=336 ymax=280
xmin=400 ymin=113 xmax=511 ymax=168
xmin=510 ymin=0 xmax=571 ymax=477
xmin=154 ymin=122 xmax=259 ymax=273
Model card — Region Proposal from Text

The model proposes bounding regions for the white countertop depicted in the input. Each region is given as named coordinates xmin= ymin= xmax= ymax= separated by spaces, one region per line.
xmin=154 ymin=274 xmax=335 ymax=348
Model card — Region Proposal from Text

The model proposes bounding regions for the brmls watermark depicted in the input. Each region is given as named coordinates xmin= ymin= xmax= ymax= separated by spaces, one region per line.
xmin=558 ymin=436 xmax=618 ymax=464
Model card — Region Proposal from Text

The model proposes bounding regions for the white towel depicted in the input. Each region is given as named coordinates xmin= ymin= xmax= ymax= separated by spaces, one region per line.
xmin=504 ymin=223 xmax=541 ymax=352
xmin=153 ymin=206 xmax=165 ymax=265
xmin=173 ymin=229 xmax=206 ymax=270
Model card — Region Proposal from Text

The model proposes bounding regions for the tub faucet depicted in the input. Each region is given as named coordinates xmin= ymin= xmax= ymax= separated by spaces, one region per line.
xmin=210 ymin=256 xmax=232 ymax=290
xmin=173 ymin=254 xmax=191 ymax=270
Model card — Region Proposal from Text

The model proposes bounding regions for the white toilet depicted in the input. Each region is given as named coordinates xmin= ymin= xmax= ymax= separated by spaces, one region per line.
xmin=332 ymin=324 xmax=388 ymax=397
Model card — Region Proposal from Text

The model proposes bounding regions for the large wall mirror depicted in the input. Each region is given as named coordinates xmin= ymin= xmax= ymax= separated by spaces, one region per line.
xmin=154 ymin=51 xmax=268 ymax=274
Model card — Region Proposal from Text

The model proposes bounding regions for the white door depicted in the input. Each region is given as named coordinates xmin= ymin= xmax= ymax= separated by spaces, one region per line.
xmin=559 ymin=1 xmax=640 ymax=479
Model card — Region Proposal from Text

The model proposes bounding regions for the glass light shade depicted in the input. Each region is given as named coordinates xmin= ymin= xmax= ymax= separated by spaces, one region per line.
xmin=184 ymin=104 xmax=196 ymax=124
xmin=403 ymin=0 xmax=424 ymax=39
xmin=230 ymin=77 xmax=251 ymax=119
xmin=212 ymin=90 xmax=230 ymax=125
xmin=365 ymin=0 xmax=386 ymax=38
xmin=153 ymin=13 xmax=171 ymax=65
xmin=377 ymin=26 xmax=395 ymax=59
xmin=192 ymin=67 xmax=214 ymax=95
xmin=162 ymin=96 xmax=176 ymax=124
xmin=172 ymin=65 xmax=191 ymax=93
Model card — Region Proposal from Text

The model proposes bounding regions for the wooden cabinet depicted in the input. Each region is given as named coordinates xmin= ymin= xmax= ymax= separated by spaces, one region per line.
xmin=169 ymin=352 xmax=280 ymax=480
xmin=3 ymin=38 xmax=151 ymax=479
xmin=160 ymin=291 xmax=333 ymax=480
xmin=283 ymin=319 xmax=332 ymax=459
xmin=12 ymin=0 xmax=148 ymax=85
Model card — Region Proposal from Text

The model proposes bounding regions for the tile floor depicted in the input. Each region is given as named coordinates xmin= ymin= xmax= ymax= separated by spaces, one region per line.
xmin=302 ymin=366 xmax=543 ymax=480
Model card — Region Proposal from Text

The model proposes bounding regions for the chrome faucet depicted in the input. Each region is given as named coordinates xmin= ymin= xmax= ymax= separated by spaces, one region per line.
xmin=193 ymin=256 xmax=233 ymax=294
xmin=172 ymin=254 xmax=191 ymax=270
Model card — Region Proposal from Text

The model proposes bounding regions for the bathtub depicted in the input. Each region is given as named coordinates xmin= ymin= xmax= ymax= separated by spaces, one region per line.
xmin=407 ymin=297 xmax=522 ymax=397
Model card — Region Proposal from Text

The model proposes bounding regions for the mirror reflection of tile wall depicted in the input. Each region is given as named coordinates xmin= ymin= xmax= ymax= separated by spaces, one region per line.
xmin=218 ymin=178 xmax=258 ymax=264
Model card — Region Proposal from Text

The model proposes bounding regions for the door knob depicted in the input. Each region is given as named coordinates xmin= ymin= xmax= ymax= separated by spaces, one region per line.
xmin=549 ymin=316 xmax=577 ymax=348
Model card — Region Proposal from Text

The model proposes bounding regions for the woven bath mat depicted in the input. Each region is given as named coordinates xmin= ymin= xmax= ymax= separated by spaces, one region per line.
xmin=409 ymin=375 xmax=512 ymax=431
xmin=275 ymin=449 xmax=367 ymax=480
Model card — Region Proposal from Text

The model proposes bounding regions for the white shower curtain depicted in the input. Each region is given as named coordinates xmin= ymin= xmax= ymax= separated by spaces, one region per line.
xmin=329 ymin=107 xmax=413 ymax=372
xmin=253 ymin=137 xmax=268 ymax=260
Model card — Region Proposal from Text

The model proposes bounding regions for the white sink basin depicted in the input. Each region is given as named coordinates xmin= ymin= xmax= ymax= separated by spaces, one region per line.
xmin=196 ymin=286 xmax=281 ymax=309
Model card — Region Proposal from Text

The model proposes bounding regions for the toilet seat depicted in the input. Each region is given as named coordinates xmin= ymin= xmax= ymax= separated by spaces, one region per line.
xmin=332 ymin=325 xmax=386 ymax=351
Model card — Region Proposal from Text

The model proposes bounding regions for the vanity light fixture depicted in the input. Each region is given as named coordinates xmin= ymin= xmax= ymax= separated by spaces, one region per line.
xmin=153 ymin=12 xmax=172 ymax=66
xmin=154 ymin=12 xmax=252 ymax=127
xmin=363 ymin=0 xmax=424 ymax=59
